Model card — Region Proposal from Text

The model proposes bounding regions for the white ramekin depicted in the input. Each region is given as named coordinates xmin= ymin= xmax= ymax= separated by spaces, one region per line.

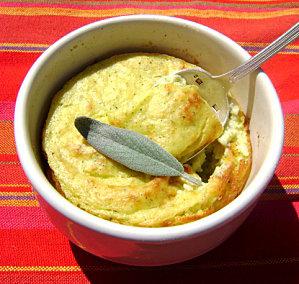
xmin=14 ymin=15 xmax=284 ymax=266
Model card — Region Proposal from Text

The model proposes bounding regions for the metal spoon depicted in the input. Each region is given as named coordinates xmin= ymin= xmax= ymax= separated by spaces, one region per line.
xmin=176 ymin=22 xmax=299 ymax=127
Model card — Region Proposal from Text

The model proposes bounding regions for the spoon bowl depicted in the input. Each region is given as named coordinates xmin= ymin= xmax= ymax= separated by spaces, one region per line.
xmin=176 ymin=67 xmax=230 ymax=126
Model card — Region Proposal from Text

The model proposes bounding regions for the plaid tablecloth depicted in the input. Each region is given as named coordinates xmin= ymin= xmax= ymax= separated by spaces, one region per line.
xmin=0 ymin=1 xmax=298 ymax=283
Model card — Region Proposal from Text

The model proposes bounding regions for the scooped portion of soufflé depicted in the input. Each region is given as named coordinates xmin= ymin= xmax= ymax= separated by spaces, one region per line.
xmin=42 ymin=53 xmax=252 ymax=227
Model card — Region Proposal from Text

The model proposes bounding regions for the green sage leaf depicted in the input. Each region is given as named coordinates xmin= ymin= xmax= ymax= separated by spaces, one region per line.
xmin=75 ymin=116 xmax=202 ymax=186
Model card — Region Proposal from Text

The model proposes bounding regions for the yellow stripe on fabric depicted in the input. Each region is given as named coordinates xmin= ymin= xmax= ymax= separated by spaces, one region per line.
xmin=0 ymin=192 xmax=34 ymax=196
xmin=282 ymin=153 xmax=299 ymax=157
xmin=267 ymin=184 xmax=299 ymax=189
xmin=0 ymin=266 xmax=80 ymax=272
xmin=0 ymin=200 xmax=39 ymax=206
xmin=0 ymin=161 xmax=20 ymax=165
xmin=277 ymin=176 xmax=299 ymax=180
xmin=2 ymin=0 xmax=299 ymax=8
xmin=0 ymin=184 xmax=31 ymax=187
xmin=0 ymin=121 xmax=15 ymax=154
xmin=285 ymin=115 xmax=299 ymax=147
xmin=0 ymin=42 xmax=49 ymax=47
xmin=0 ymin=7 xmax=298 ymax=19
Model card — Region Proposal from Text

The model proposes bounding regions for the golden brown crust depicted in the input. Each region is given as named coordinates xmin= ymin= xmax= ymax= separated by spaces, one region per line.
xmin=182 ymin=89 xmax=202 ymax=122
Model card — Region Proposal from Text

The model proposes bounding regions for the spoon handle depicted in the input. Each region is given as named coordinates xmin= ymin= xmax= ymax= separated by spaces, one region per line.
xmin=225 ymin=22 xmax=299 ymax=83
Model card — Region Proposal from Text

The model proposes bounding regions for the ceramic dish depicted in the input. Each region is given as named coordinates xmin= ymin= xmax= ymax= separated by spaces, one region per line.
xmin=14 ymin=15 xmax=284 ymax=266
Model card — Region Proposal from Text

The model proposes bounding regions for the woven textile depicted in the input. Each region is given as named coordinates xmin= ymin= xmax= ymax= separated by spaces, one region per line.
xmin=0 ymin=1 xmax=298 ymax=283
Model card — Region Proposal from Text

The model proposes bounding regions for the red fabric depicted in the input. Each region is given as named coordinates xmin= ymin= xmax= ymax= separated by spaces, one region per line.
xmin=0 ymin=1 xmax=298 ymax=283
